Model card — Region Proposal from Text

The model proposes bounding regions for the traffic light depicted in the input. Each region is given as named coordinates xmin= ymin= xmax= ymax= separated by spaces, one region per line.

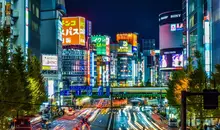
xmin=203 ymin=89 xmax=218 ymax=109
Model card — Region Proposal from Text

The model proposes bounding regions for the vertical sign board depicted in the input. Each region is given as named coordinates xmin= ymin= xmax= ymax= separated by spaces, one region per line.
xmin=106 ymin=37 xmax=110 ymax=56
xmin=62 ymin=17 xmax=86 ymax=46
xmin=87 ymin=50 xmax=90 ymax=85
xmin=86 ymin=20 xmax=92 ymax=36
xmin=79 ymin=17 xmax=86 ymax=45
xmin=57 ymin=20 xmax=63 ymax=41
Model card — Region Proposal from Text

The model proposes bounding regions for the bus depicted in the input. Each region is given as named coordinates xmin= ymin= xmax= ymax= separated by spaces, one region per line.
xmin=14 ymin=116 xmax=43 ymax=130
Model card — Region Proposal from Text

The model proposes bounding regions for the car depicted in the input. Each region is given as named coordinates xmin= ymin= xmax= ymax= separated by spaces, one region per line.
xmin=168 ymin=118 xmax=178 ymax=128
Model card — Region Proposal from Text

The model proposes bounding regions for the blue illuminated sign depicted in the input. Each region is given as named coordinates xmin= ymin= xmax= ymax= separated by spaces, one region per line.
xmin=106 ymin=87 xmax=110 ymax=96
xmin=60 ymin=90 xmax=70 ymax=96
xmin=132 ymin=46 xmax=137 ymax=52
xmin=98 ymin=86 xmax=103 ymax=96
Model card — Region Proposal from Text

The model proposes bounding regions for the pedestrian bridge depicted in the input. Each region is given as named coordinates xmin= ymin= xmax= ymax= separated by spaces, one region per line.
xmin=92 ymin=87 xmax=168 ymax=93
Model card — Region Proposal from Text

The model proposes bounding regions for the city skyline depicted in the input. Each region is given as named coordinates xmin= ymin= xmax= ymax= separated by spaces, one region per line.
xmin=65 ymin=0 xmax=182 ymax=47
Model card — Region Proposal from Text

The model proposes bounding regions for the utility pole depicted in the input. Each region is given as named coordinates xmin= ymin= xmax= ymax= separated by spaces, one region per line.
xmin=181 ymin=91 xmax=187 ymax=130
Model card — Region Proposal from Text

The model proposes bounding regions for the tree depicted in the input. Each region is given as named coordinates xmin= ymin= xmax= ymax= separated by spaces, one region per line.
xmin=167 ymin=69 xmax=187 ymax=106
xmin=27 ymin=50 xmax=46 ymax=113
xmin=0 ymin=27 xmax=13 ymax=118
xmin=166 ymin=52 xmax=208 ymax=127
xmin=9 ymin=46 xmax=31 ymax=116
xmin=187 ymin=51 xmax=208 ymax=126
xmin=0 ymin=27 xmax=46 ymax=128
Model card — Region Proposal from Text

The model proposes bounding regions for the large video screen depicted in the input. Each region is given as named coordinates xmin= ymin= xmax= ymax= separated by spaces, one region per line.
xmin=159 ymin=24 xmax=183 ymax=50
xmin=160 ymin=48 xmax=183 ymax=70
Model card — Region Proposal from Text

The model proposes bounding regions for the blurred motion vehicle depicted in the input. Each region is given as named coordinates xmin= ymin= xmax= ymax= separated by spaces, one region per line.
xmin=168 ymin=118 xmax=178 ymax=128
xmin=14 ymin=116 xmax=43 ymax=130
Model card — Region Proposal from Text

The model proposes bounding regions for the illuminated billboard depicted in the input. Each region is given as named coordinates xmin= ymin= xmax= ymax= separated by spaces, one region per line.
xmin=117 ymin=41 xmax=132 ymax=54
xmin=116 ymin=33 xmax=137 ymax=47
xmin=87 ymin=50 xmax=90 ymax=85
xmin=62 ymin=17 xmax=86 ymax=46
xmin=86 ymin=20 xmax=92 ymax=36
xmin=170 ymin=23 xmax=183 ymax=31
xmin=42 ymin=55 xmax=58 ymax=70
xmin=159 ymin=10 xmax=182 ymax=25
xmin=91 ymin=35 xmax=107 ymax=55
xmin=57 ymin=20 xmax=62 ymax=41
xmin=106 ymin=37 xmax=110 ymax=56
xmin=160 ymin=24 xmax=183 ymax=50
xmin=159 ymin=11 xmax=183 ymax=50
xmin=160 ymin=48 xmax=183 ymax=70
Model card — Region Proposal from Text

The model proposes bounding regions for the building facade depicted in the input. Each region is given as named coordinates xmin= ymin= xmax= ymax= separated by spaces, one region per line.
xmin=0 ymin=0 xmax=41 ymax=58
xmin=61 ymin=17 xmax=93 ymax=99
xmin=141 ymin=39 xmax=156 ymax=85
xmin=116 ymin=33 xmax=138 ymax=87
xmin=211 ymin=0 xmax=220 ymax=72
xmin=182 ymin=0 xmax=213 ymax=76
xmin=40 ymin=0 xmax=66 ymax=102
xmin=159 ymin=10 xmax=184 ymax=85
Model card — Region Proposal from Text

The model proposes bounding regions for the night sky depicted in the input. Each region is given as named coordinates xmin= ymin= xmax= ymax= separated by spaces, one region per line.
xmin=65 ymin=0 xmax=182 ymax=47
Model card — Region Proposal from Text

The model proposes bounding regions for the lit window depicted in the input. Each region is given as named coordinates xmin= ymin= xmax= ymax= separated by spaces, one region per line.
xmin=32 ymin=4 xmax=35 ymax=14
xmin=36 ymin=7 xmax=39 ymax=18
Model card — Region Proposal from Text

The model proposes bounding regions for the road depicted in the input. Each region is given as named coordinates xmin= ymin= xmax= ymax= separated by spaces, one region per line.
xmin=90 ymin=111 xmax=110 ymax=130
xmin=50 ymin=108 xmax=90 ymax=130
xmin=47 ymin=98 xmax=172 ymax=130
xmin=50 ymin=119 xmax=80 ymax=130
xmin=113 ymin=108 xmax=132 ymax=130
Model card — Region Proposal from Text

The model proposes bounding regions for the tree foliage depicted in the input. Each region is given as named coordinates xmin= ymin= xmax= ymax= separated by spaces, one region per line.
xmin=167 ymin=69 xmax=187 ymax=106
xmin=166 ymin=51 xmax=211 ymax=126
xmin=0 ymin=27 xmax=46 ymax=126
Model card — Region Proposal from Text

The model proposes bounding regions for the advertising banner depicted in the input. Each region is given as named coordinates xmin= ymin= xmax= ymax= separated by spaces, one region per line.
xmin=106 ymin=37 xmax=110 ymax=56
xmin=160 ymin=48 xmax=183 ymax=70
xmin=170 ymin=23 xmax=183 ymax=31
xmin=62 ymin=17 xmax=86 ymax=46
xmin=117 ymin=41 xmax=132 ymax=54
xmin=86 ymin=20 xmax=92 ymax=36
xmin=91 ymin=35 xmax=107 ymax=55
xmin=87 ymin=50 xmax=90 ymax=85
xmin=116 ymin=33 xmax=137 ymax=47
xmin=159 ymin=24 xmax=183 ymax=50
xmin=79 ymin=17 xmax=86 ymax=45
xmin=42 ymin=55 xmax=58 ymax=70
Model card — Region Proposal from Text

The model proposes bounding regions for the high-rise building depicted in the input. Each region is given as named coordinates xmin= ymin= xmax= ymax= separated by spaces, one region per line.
xmin=62 ymin=17 xmax=92 ymax=97
xmin=110 ymin=42 xmax=118 ymax=87
xmin=91 ymin=35 xmax=110 ymax=88
xmin=211 ymin=0 xmax=220 ymax=72
xmin=159 ymin=10 xmax=183 ymax=85
xmin=116 ymin=33 xmax=138 ymax=87
xmin=40 ymin=0 xmax=66 ymax=102
xmin=141 ymin=39 xmax=156 ymax=85
xmin=0 ymin=0 xmax=41 ymax=58
xmin=182 ymin=0 xmax=212 ymax=76
xmin=142 ymin=39 xmax=156 ymax=51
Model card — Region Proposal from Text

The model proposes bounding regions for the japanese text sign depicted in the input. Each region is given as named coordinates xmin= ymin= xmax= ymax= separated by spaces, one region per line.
xmin=62 ymin=17 xmax=86 ymax=46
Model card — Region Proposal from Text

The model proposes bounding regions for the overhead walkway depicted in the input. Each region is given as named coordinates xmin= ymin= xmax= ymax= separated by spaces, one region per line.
xmin=92 ymin=87 xmax=168 ymax=93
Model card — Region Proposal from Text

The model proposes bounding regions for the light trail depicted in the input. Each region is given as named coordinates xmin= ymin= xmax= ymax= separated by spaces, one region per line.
xmin=139 ymin=112 xmax=163 ymax=130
